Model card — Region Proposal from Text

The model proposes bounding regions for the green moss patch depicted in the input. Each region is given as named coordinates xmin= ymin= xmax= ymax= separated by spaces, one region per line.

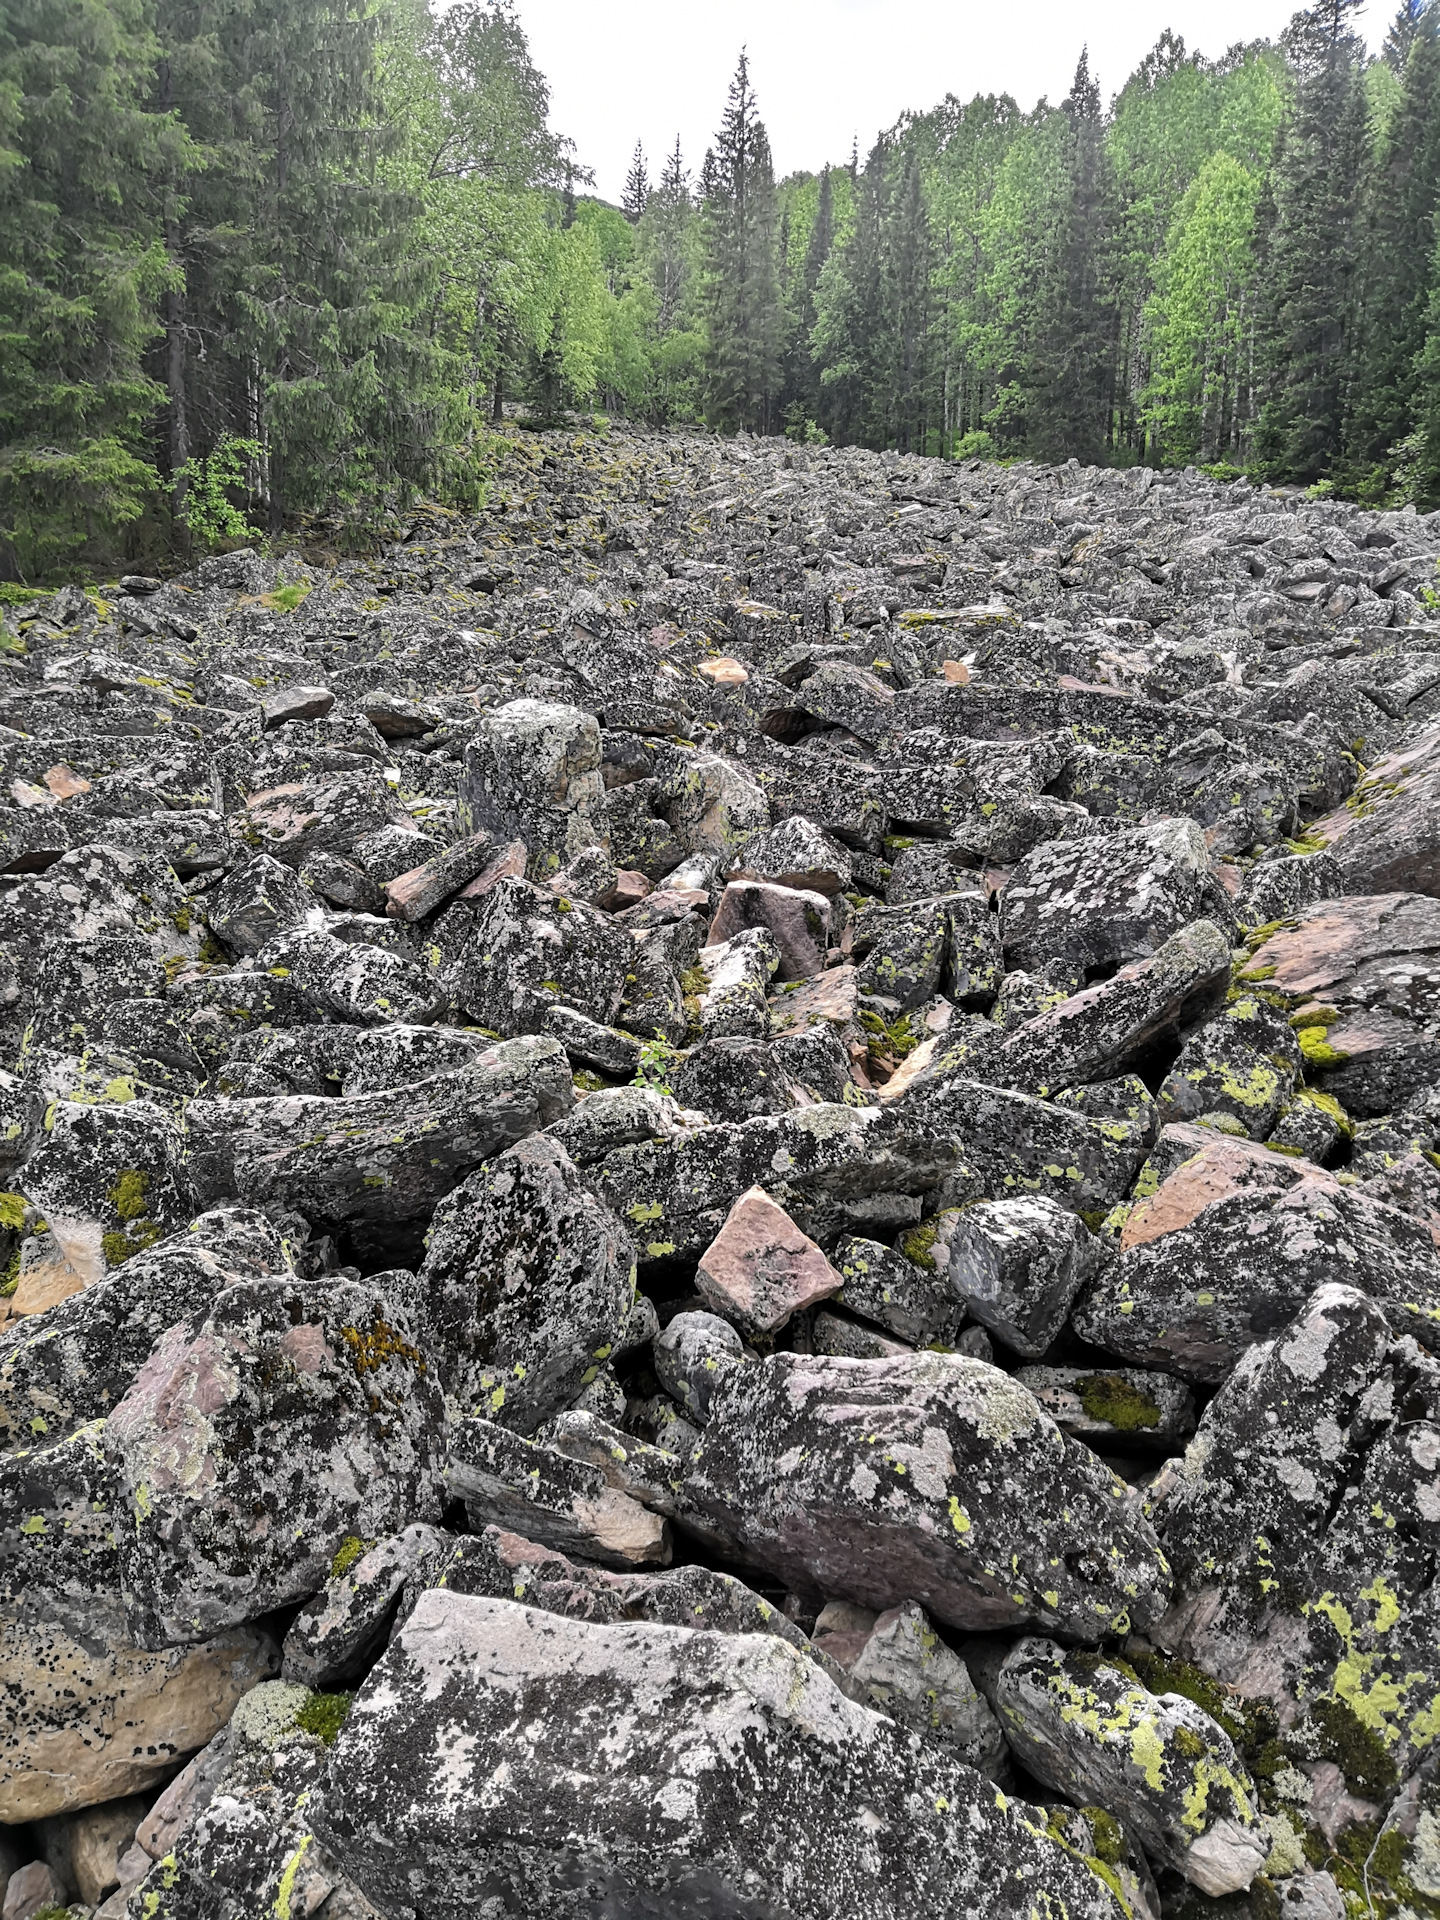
xmin=1074 ymin=1372 xmax=1161 ymax=1432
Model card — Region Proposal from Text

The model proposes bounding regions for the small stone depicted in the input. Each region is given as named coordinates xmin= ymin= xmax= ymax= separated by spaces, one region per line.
xmin=694 ymin=1186 xmax=842 ymax=1337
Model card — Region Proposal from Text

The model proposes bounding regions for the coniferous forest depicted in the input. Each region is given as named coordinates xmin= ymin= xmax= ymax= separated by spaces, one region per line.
xmin=5 ymin=0 xmax=1440 ymax=580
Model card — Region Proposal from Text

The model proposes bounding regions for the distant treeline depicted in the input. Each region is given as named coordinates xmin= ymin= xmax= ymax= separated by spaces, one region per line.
xmin=3 ymin=0 xmax=1438 ymax=580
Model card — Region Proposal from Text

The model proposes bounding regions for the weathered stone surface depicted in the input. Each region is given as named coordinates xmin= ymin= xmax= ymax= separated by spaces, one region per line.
xmin=1150 ymin=1284 xmax=1440 ymax=1780
xmin=282 ymin=1523 xmax=453 ymax=1689
xmin=907 ymin=1195 xmax=1095 ymax=1359
xmin=416 ymin=1133 xmax=634 ymax=1430
xmin=813 ymin=1599 xmax=1006 ymax=1774
xmin=19 ymin=1097 xmax=189 ymax=1289
xmin=186 ymin=1034 xmax=573 ymax=1229
xmin=1000 ymin=816 xmax=1235 ymax=976
xmin=833 ymin=1232 xmax=968 ymax=1347
xmin=311 ymin=1591 xmax=1126 ymax=1920
xmin=1312 ymin=724 xmax=1440 ymax=896
xmin=105 ymin=1277 xmax=446 ymax=1646
xmin=442 ymin=873 xmax=633 ymax=1036
xmin=444 ymin=1416 xmax=671 ymax=1568
xmin=204 ymin=852 xmax=310 ymax=955
xmin=1013 ymin=1364 xmax=1196 ymax=1448
xmin=706 ymin=877 xmax=829 ymax=979
xmin=995 ymin=1637 xmax=1267 ymax=1895
xmin=683 ymin=1351 xmax=1172 ymax=1636
xmin=1076 ymin=1163 xmax=1440 ymax=1379
xmin=459 ymin=698 xmax=607 ymax=865
xmin=694 ymin=1185 xmax=841 ymax=1336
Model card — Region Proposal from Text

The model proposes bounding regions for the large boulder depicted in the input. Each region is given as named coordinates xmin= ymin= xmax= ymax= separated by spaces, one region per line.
xmin=681 ymin=1350 xmax=1172 ymax=1637
xmin=999 ymin=816 xmax=1235 ymax=976
xmin=459 ymin=698 xmax=607 ymax=868
xmin=105 ymin=1278 xmax=446 ymax=1647
xmin=311 ymin=1590 xmax=1126 ymax=1920
xmin=1311 ymin=724 xmax=1440 ymax=896
xmin=417 ymin=1134 xmax=634 ymax=1431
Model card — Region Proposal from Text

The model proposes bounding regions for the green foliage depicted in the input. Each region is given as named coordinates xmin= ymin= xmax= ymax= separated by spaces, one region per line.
xmin=176 ymin=436 xmax=263 ymax=549
xmin=631 ymin=1039 xmax=678 ymax=1095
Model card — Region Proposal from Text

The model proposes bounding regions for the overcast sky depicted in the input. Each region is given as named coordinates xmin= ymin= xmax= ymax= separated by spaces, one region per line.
xmin=517 ymin=0 xmax=1383 ymax=202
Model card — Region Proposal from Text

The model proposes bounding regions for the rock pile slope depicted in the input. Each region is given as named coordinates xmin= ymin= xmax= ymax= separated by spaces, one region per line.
xmin=3 ymin=426 xmax=1440 ymax=1919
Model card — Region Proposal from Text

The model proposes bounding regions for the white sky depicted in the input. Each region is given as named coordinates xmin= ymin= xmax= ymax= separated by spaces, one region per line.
xmin=517 ymin=0 xmax=1384 ymax=202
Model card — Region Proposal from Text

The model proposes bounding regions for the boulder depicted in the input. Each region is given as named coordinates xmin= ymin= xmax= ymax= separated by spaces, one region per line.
xmin=459 ymin=698 xmax=608 ymax=866
xmin=694 ymin=1186 xmax=842 ymax=1337
xmin=682 ymin=1350 xmax=1172 ymax=1636
xmin=311 ymin=1590 xmax=1126 ymax=1920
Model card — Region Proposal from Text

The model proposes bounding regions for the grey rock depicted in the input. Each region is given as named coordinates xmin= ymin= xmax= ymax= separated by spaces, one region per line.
xmin=652 ymin=1309 xmax=747 ymax=1422
xmin=311 ymin=1590 xmax=1126 ymax=1920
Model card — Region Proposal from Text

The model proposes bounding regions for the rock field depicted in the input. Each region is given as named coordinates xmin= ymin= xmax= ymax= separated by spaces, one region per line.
xmin=3 ymin=426 xmax=1440 ymax=1918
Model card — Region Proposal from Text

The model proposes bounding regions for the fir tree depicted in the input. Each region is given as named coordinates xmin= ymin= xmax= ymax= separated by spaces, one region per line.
xmin=1345 ymin=1 xmax=1440 ymax=494
xmin=1252 ymin=0 xmax=1369 ymax=481
xmin=645 ymin=136 xmax=692 ymax=331
xmin=1026 ymin=48 xmax=1117 ymax=460
xmin=697 ymin=53 xmax=782 ymax=432
xmin=0 ymin=0 xmax=194 ymax=578
xmin=622 ymin=141 xmax=650 ymax=222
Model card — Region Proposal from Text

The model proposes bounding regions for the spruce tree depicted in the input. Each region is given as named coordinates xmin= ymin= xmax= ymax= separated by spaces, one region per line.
xmin=697 ymin=53 xmax=782 ymax=432
xmin=622 ymin=142 xmax=650 ymax=222
xmin=1252 ymin=0 xmax=1369 ymax=482
xmin=1027 ymin=49 xmax=1117 ymax=461
xmin=0 ymin=0 xmax=194 ymax=579
xmin=1345 ymin=2 xmax=1440 ymax=495
xmin=644 ymin=137 xmax=692 ymax=331
xmin=786 ymin=162 xmax=835 ymax=429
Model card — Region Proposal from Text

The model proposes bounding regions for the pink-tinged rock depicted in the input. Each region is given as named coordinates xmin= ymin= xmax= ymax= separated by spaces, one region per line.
xmin=1243 ymin=891 xmax=1440 ymax=1008
xmin=607 ymin=868 xmax=651 ymax=909
xmin=695 ymin=1186 xmax=841 ymax=1336
xmin=1122 ymin=1129 xmax=1322 ymax=1250
xmin=707 ymin=879 xmax=830 ymax=981
xmin=457 ymin=836 xmax=528 ymax=900
xmin=3 ymin=1860 xmax=67 ymax=1920
xmin=385 ymin=829 xmax=494 ymax=922
xmin=1311 ymin=723 xmax=1440 ymax=895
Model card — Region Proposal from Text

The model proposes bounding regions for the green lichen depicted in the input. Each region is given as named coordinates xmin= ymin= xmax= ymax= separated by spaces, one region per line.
xmin=900 ymin=1218 xmax=941 ymax=1272
xmin=293 ymin=1690 xmax=353 ymax=1746
xmin=1074 ymin=1373 xmax=1161 ymax=1432
xmin=1297 ymin=1026 xmax=1350 ymax=1070
xmin=0 ymin=1192 xmax=26 ymax=1231
xmin=1304 ymin=1695 xmax=1401 ymax=1801
xmin=329 ymin=1534 xmax=371 ymax=1580
xmin=102 ymin=1169 xmax=161 ymax=1266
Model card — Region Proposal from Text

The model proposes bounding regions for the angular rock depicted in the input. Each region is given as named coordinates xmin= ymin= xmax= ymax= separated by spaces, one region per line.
xmin=730 ymin=815 xmax=853 ymax=896
xmin=833 ymin=1232 xmax=968 ymax=1347
xmin=20 ymin=1098 xmax=189 ymax=1291
xmin=1312 ymin=722 xmax=1440 ymax=896
xmin=696 ymin=924 xmax=779 ymax=1037
xmin=814 ymin=1599 xmax=1006 ymax=1774
xmin=203 ymin=853 xmax=310 ymax=955
xmin=1000 ymin=816 xmax=1235 ymax=976
xmin=1013 ymin=1365 xmax=1196 ymax=1449
xmin=706 ymin=876 xmax=829 ymax=979
xmin=909 ymin=1195 xmax=1095 ymax=1359
xmin=105 ymin=1277 xmax=446 ymax=1645
xmin=311 ymin=1590 xmax=1126 ymax=1920
xmin=282 ymin=1523 xmax=454 ymax=1689
xmin=416 ymin=1133 xmax=634 ymax=1430
xmin=694 ymin=1185 xmax=841 ymax=1337
xmin=683 ymin=1351 xmax=1172 ymax=1636
xmin=442 ymin=874 xmax=632 ymax=1036
xmin=384 ymin=828 xmax=494 ymax=921
xmin=995 ymin=1637 xmax=1266 ymax=1895
xmin=459 ymin=698 xmax=608 ymax=866
xmin=444 ymin=1417 xmax=671 ymax=1568
xmin=186 ymin=1035 xmax=572 ymax=1232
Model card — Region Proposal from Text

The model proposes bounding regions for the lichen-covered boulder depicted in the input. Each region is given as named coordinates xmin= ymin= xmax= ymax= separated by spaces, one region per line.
xmin=186 ymin=1034 xmax=573 ymax=1234
xmin=251 ymin=923 xmax=443 ymax=1027
xmin=1156 ymin=992 xmax=1302 ymax=1138
xmin=105 ymin=1277 xmax=446 ymax=1647
xmin=906 ymin=1195 xmax=1095 ymax=1360
xmin=1013 ymin=1365 xmax=1196 ymax=1449
xmin=203 ymin=853 xmax=310 ymax=956
xmin=310 ymin=1591 xmax=1127 ymax=1920
xmin=814 ymin=1599 xmax=1006 ymax=1775
xmin=0 ymin=1424 xmax=278 ymax=1822
xmin=1075 ymin=1170 xmax=1440 ymax=1380
xmin=999 ymin=816 xmax=1235 ymax=976
xmin=282 ymin=1523 xmax=454 ymax=1690
xmin=459 ymin=698 xmax=607 ymax=866
xmin=994 ymin=1637 xmax=1267 ymax=1895
xmin=832 ymin=1233 xmax=968 ymax=1347
xmin=416 ymin=1133 xmax=634 ymax=1431
xmin=20 ymin=1097 xmax=190 ymax=1290
xmin=442 ymin=874 xmax=632 ymax=1036
xmin=1150 ymin=1283 xmax=1440 ymax=1783
xmin=652 ymin=1309 xmax=747 ymax=1423
xmin=682 ymin=1350 xmax=1172 ymax=1637
xmin=664 ymin=749 xmax=770 ymax=856
xmin=0 ymin=1208 xmax=294 ymax=1452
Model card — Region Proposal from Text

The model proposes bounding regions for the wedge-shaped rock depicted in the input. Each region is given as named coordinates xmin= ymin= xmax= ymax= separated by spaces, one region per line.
xmin=186 ymin=1035 xmax=573 ymax=1228
xmin=814 ymin=1599 xmax=1005 ymax=1775
xmin=252 ymin=923 xmax=443 ymax=1026
xmin=989 ymin=918 xmax=1231 ymax=1096
xmin=833 ymin=1232 xmax=968 ymax=1347
xmin=683 ymin=1351 xmax=1171 ymax=1637
xmin=232 ymin=768 xmax=405 ymax=868
xmin=312 ymin=1591 xmax=1127 ymax=1920
xmin=995 ymin=1638 xmax=1266 ymax=1896
xmin=1243 ymin=889 xmax=1440 ymax=1023
xmin=417 ymin=1134 xmax=634 ymax=1431
xmin=21 ymin=1097 xmax=190 ymax=1290
xmin=106 ymin=1278 xmax=446 ymax=1647
xmin=1000 ymin=816 xmax=1234 ymax=976
xmin=445 ymin=1417 xmax=671 ymax=1569
xmin=282 ymin=1522 xmax=453 ymax=1690
xmin=1074 ymin=1168 xmax=1440 ymax=1380
xmin=908 ymin=1196 xmax=1095 ymax=1360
